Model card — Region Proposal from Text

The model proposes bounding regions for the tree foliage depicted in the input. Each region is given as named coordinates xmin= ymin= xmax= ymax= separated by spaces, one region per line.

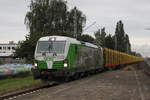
xmin=124 ymin=34 xmax=131 ymax=53
xmin=67 ymin=7 xmax=86 ymax=38
xmin=25 ymin=0 xmax=86 ymax=38
xmin=14 ymin=35 xmax=35 ymax=62
xmin=114 ymin=20 xmax=126 ymax=52
xmin=15 ymin=0 xmax=86 ymax=62
xmin=105 ymin=34 xmax=115 ymax=49
xmin=114 ymin=20 xmax=131 ymax=53
xmin=94 ymin=28 xmax=106 ymax=47
xmin=94 ymin=20 xmax=131 ymax=53
xmin=78 ymin=34 xmax=94 ymax=43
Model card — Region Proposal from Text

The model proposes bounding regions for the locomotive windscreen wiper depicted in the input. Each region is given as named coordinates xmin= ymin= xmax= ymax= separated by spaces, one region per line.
xmin=48 ymin=40 xmax=53 ymax=53
xmin=37 ymin=41 xmax=66 ymax=54
xmin=48 ymin=38 xmax=57 ymax=56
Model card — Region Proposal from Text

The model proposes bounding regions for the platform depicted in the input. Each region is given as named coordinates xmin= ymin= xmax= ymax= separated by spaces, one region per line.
xmin=10 ymin=70 xmax=150 ymax=100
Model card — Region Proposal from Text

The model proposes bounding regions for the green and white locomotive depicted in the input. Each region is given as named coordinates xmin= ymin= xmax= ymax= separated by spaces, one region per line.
xmin=32 ymin=36 xmax=104 ymax=81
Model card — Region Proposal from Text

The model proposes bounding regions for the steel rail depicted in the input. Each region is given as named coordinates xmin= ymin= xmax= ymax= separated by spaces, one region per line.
xmin=0 ymin=82 xmax=59 ymax=100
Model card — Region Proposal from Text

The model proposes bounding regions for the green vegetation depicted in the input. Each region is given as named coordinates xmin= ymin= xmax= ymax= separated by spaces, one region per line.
xmin=78 ymin=34 xmax=94 ymax=43
xmin=115 ymin=21 xmax=131 ymax=53
xmin=0 ymin=61 xmax=4 ymax=65
xmin=15 ymin=0 xmax=87 ymax=62
xmin=0 ymin=76 xmax=41 ymax=94
xmin=94 ymin=20 xmax=132 ymax=54
xmin=94 ymin=28 xmax=106 ymax=48
xmin=15 ymin=0 xmax=142 ymax=62
xmin=123 ymin=65 xmax=136 ymax=71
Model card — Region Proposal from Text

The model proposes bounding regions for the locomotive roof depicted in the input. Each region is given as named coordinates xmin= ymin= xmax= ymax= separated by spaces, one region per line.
xmin=39 ymin=36 xmax=98 ymax=48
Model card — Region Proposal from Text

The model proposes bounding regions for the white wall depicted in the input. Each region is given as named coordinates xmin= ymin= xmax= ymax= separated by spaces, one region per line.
xmin=0 ymin=44 xmax=17 ymax=57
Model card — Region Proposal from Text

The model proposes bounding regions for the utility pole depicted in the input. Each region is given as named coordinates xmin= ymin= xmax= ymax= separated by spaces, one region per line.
xmin=74 ymin=6 xmax=77 ymax=39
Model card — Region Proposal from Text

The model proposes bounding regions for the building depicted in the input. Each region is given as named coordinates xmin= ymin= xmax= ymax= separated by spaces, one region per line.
xmin=0 ymin=41 xmax=18 ymax=63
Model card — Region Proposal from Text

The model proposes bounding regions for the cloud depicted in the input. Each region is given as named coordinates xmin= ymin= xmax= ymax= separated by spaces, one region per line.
xmin=0 ymin=0 xmax=30 ymax=43
xmin=68 ymin=0 xmax=150 ymax=44
xmin=132 ymin=44 xmax=150 ymax=57
xmin=0 ymin=0 xmax=149 ymax=56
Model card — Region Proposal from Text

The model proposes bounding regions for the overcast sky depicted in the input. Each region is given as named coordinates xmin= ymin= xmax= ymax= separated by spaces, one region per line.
xmin=0 ymin=0 xmax=150 ymax=56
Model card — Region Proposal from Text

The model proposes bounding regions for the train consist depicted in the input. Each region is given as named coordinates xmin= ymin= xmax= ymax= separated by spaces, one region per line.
xmin=104 ymin=48 xmax=144 ymax=68
xmin=32 ymin=36 xmax=144 ymax=81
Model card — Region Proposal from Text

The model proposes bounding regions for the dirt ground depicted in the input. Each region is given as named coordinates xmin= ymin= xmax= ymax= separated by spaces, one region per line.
xmin=9 ymin=69 xmax=150 ymax=100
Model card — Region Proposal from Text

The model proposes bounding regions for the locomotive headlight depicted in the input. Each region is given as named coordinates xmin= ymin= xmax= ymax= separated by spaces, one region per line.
xmin=63 ymin=59 xmax=68 ymax=67
xmin=64 ymin=63 xmax=68 ymax=67
xmin=32 ymin=63 xmax=37 ymax=69
xmin=34 ymin=63 xmax=37 ymax=67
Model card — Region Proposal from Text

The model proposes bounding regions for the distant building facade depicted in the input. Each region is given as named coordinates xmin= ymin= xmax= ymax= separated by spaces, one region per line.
xmin=0 ymin=41 xmax=18 ymax=63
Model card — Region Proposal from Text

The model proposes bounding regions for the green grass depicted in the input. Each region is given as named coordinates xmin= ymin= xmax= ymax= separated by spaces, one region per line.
xmin=123 ymin=65 xmax=138 ymax=71
xmin=0 ymin=61 xmax=4 ymax=65
xmin=0 ymin=76 xmax=41 ymax=94
xmin=127 ymin=66 xmax=135 ymax=70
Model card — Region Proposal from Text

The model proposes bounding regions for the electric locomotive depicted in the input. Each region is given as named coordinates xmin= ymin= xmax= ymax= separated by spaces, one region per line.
xmin=32 ymin=36 xmax=104 ymax=81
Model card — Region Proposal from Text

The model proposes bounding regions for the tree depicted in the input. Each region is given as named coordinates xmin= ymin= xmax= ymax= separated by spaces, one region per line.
xmin=67 ymin=7 xmax=86 ymax=38
xmin=25 ymin=0 xmax=68 ymax=39
xmin=114 ymin=20 xmax=126 ymax=52
xmin=78 ymin=34 xmax=94 ymax=43
xmin=105 ymin=34 xmax=115 ymax=49
xmin=94 ymin=29 xmax=101 ymax=47
xmin=114 ymin=20 xmax=131 ymax=53
xmin=15 ymin=35 xmax=35 ymax=63
xmin=15 ymin=0 xmax=86 ymax=62
xmin=94 ymin=27 xmax=106 ymax=47
xmin=131 ymin=51 xmax=142 ymax=57
xmin=25 ymin=0 xmax=86 ymax=39
xmin=124 ymin=34 xmax=131 ymax=53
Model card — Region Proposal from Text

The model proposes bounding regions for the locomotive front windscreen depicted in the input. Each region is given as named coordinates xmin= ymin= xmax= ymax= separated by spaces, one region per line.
xmin=37 ymin=41 xmax=66 ymax=54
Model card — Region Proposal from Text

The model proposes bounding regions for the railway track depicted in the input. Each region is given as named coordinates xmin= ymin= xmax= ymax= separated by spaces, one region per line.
xmin=0 ymin=68 xmax=105 ymax=100
xmin=0 ymin=81 xmax=59 ymax=100
xmin=0 ymin=61 xmax=147 ymax=100
xmin=0 ymin=70 xmax=105 ymax=100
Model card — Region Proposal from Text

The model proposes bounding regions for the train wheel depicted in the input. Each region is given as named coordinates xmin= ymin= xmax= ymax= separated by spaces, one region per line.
xmin=73 ymin=73 xmax=79 ymax=80
xmin=108 ymin=67 xmax=113 ymax=71
xmin=84 ymin=72 xmax=89 ymax=77
xmin=79 ymin=72 xmax=85 ymax=78
xmin=95 ymin=69 xmax=100 ymax=74
xmin=61 ymin=75 xmax=71 ymax=82
xmin=64 ymin=77 xmax=70 ymax=82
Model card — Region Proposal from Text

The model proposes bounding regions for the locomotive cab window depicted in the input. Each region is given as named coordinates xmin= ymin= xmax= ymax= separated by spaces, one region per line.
xmin=37 ymin=41 xmax=66 ymax=54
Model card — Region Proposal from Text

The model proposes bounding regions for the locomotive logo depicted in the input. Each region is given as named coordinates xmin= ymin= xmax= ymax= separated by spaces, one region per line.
xmin=44 ymin=56 xmax=53 ymax=61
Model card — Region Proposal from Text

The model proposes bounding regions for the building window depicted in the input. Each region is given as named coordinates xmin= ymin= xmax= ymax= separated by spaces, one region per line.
xmin=0 ymin=47 xmax=2 ymax=50
xmin=12 ymin=47 xmax=15 ymax=50
xmin=8 ymin=47 xmax=11 ymax=50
